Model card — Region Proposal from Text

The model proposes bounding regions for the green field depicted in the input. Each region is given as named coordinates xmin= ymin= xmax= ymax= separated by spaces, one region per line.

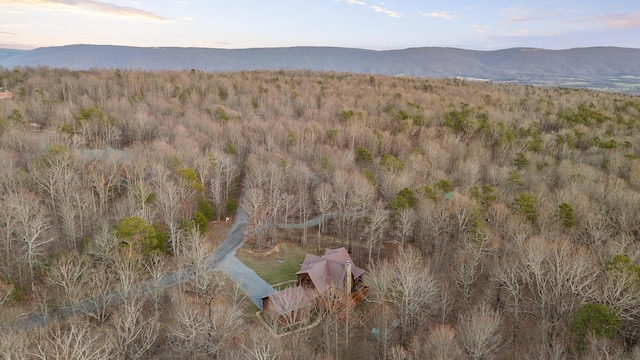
xmin=236 ymin=242 xmax=309 ymax=285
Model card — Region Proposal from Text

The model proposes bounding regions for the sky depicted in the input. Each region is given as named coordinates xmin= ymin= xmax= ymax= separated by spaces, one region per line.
xmin=1 ymin=0 xmax=639 ymax=51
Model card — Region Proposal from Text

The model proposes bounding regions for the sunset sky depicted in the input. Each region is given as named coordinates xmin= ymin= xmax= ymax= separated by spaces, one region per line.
xmin=1 ymin=0 xmax=639 ymax=50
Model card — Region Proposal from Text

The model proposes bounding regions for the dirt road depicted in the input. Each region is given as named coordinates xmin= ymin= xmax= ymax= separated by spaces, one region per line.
xmin=4 ymin=199 xmax=283 ymax=331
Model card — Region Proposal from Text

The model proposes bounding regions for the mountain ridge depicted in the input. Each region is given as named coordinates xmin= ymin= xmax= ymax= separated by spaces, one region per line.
xmin=1 ymin=44 xmax=639 ymax=94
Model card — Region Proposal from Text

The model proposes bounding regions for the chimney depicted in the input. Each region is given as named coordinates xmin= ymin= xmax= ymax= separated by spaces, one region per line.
xmin=345 ymin=260 xmax=352 ymax=294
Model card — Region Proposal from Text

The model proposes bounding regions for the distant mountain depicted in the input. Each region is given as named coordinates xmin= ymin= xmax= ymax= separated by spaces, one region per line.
xmin=0 ymin=48 xmax=26 ymax=61
xmin=1 ymin=45 xmax=639 ymax=94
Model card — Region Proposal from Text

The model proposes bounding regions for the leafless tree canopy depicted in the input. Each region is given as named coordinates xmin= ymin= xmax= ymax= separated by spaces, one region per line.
xmin=0 ymin=68 xmax=640 ymax=358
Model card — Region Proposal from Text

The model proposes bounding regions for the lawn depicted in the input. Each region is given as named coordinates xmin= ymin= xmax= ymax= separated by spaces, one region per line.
xmin=236 ymin=241 xmax=309 ymax=285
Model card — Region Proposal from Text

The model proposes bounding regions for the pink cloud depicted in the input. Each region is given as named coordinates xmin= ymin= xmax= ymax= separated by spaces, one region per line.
xmin=596 ymin=12 xmax=640 ymax=29
xmin=502 ymin=6 xmax=559 ymax=23
xmin=5 ymin=0 xmax=168 ymax=21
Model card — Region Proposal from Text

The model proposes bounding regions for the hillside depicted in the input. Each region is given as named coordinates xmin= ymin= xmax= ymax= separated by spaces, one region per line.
xmin=1 ymin=68 xmax=640 ymax=358
xmin=1 ymin=45 xmax=639 ymax=94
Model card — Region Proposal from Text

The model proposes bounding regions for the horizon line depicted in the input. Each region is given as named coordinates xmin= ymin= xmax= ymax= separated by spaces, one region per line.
xmin=3 ymin=43 xmax=639 ymax=52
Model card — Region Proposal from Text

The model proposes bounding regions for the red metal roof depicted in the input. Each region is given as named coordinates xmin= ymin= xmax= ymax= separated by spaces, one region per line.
xmin=296 ymin=247 xmax=364 ymax=293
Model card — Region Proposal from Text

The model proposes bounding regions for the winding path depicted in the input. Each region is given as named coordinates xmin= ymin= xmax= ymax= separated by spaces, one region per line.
xmin=206 ymin=206 xmax=276 ymax=309
xmin=4 ymin=201 xmax=332 ymax=331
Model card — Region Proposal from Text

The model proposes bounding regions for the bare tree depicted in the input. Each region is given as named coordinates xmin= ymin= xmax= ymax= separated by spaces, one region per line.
xmin=127 ymin=171 xmax=157 ymax=222
xmin=145 ymin=253 xmax=167 ymax=315
xmin=365 ymin=200 xmax=389 ymax=264
xmin=45 ymin=252 xmax=88 ymax=314
xmin=85 ymin=222 xmax=118 ymax=263
xmin=169 ymin=280 xmax=247 ymax=359
xmin=82 ymin=158 xmax=120 ymax=217
xmin=243 ymin=328 xmax=282 ymax=360
xmin=425 ymin=324 xmax=464 ymax=360
xmin=181 ymin=230 xmax=211 ymax=283
xmin=7 ymin=189 xmax=55 ymax=289
xmin=527 ymin=335 xmax=568 ymax=360
xmin=523 ymin=236 xmax=598 ymax=338
xmin=457 ymin=303 xmax=504 ymax=360
xmin=582 ymin=334 xmax=623 ymax=360
xmin=366 ymin=246 xmax=439 ymax=344
xmin=153 ymin=172 xmax=187 ymax=255
xmin=80 ymin=262 xmax=117 ymax=323
xmin=393 ymin=246 xmax=439 ymax=342
xmin=208 ymin=300 xmax=245 ymax=358
xmin=28 ymin=146 xmax=77 ymax=231
xmin=316 ymin=287 xmax=358 ymax=359
xmin=438 ymin=280 xmax=457 ymax=325
xmin=181 ymin=230 xmax=227 ymax=316
xmin=243 ymin=186 xmax=268 ymax=250
xmin=0 ymin=328 xmax=32 ymax=359
xmin=33 ymin=320 xmax=110 ymax=360
xmin=454 ymin=241 xmax=484 ymax=302
xmin=395 ymin=207 xmax=415 ymax=246
xmin=115 ymin=254 xmax=143 ymax=304
xmin=332 ymin=170 xmax=353 ymax=248
xmin=217 ymin=151 xmax=240 ymax=215
xmin=350 ymin=171 xmax=376 ymax=251
xmin=107 ymin=296 xmax=159 ymax=360
xmin=265 ymin=161 xmax=288 ymax=243
xmin=314 ymin=182 xmax=333 ymax=248
xmin=448 ymin=197 xmax=474 ymax=240
xmin=169 ymin=292 xmax=211 ymax=359
xmin=388 ymin=344 xmax=413 ymax=360
xmin=597 ymin=257 xmax=640 ymax=347
xmin=291 ymin=162 xmax=312 ymax=246
xmin=0 ymin=191 xmax=20 ymax=283
xmin=415 ymin=201 xmax=451 ymax=270
xmin=490 ymin=249 xmax=525 ymax=355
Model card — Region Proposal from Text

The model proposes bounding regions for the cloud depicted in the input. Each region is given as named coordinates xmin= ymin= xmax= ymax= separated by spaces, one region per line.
xmin=596 ymin=12 xmax=640 ymax=29
xmin=201 ymin=40 xmax=230 ymax=47
xmin=507 ymin=29 xmax=531 ymax=37
xmin=0 ymin=42 xmax=34 ymax=50
xmin=472 ymin=24 xmax=490 ymax=33
xmin=419 ymin=11 xmax=454 ymax=20
xmin=335 ymin=0 xmax=401 ymax=18
xmin=4 ymin=0 xmax=169 ymax=21
xmin=334 ymin=0 xmax=366 ymax=5
xmin=371 ymin=5 xmax=402 ymax=18
xmin=502 ymin=6 xmax=558 ymax=23
xmin=0 ymin=30 xmax=43 ymax=49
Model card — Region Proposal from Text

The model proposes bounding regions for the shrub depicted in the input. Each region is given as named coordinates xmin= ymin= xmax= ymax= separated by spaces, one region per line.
xmin=510 ymin=193 xmax=538 ymax=223
xmin=114 ymin=216 xmax=167 ymax=256
xmin=380 ymin=153 xmax=405 ymax=173
xmin=390 ymin=188 xmax=416 ymax=211
xmin=434 ymin=179 xmax=452 ymax=194
xmin=571 ymin=303 xmax=619 ymax=355
xmin=471 ymin=185 xmax=497 ymax=209
xmin=355 ymin=146 xmax=373 ymax=166
xmin=513 ymin=152 xmax=530 ymax=169
xmin=557 ymin=202 xmax=575 ymax=227
xmin=194 ymin=211 xmax=208 ymax=235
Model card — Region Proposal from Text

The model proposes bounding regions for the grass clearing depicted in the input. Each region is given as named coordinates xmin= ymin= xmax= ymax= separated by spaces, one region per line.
xmin=236 ymin=241 xmax=309 ymax=285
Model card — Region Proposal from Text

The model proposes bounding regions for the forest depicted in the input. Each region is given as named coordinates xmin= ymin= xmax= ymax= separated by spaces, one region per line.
xmin=1 ymin=67 xmax=640 ymax=359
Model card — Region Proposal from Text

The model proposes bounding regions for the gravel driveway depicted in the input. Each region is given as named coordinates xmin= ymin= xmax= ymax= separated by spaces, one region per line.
xmin=207 ymin=203 xmax=276 ymax=310
xmin=5 ymin=195 xmax=290 ymax=330
xmin=215 ymin=252 xmax=275 ymax=310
